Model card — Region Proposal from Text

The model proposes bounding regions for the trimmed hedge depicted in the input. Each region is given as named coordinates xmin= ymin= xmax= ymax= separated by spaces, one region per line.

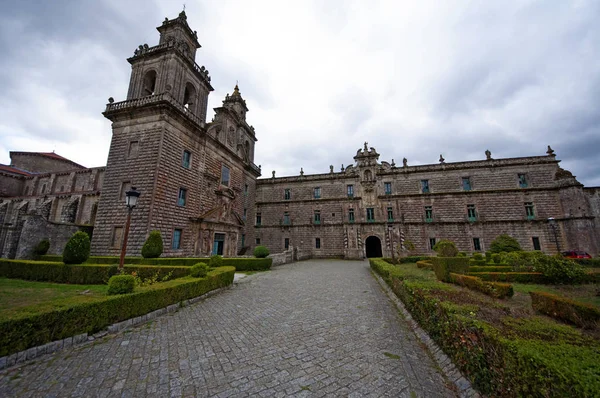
xmin=416 ymin=260 xmax=433 ymax=270
xmin=0 ymin=267 xmax=235 ymax=357
xmin=468 ymin=259 xmax=488 ymax=267
xmin=108 ymin=275 xmax=135 ymax=295
xmin=450 ymin=273 xmax=514 ymax=299
xmin=573 ymin=258 xmax=600 ymax=267
xmin=469 ymin=272 xmax=546 ymax=284
xmin=585 ymin=270 xmax=600 ymax=283
xmin=431 ymin=257 xmax=470 ymax=282
xmin=530 ymin=291 xmax=600 ymax=329
xmin=370 ymin=259 xmax=600 ymax=396
xmin=0 ymin=259 xmax=190 ymax=284
xmin=38 ymin=255 xmax=272 ymax=271
xmin=399 ymin=256 xmax=432 ymax=264
xmin=468 ymin=266 xmax=513 ymax=273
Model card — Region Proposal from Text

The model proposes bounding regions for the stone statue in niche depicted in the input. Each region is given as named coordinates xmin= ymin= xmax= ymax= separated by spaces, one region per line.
xmin=227 ymin=127 xmax=235 ymax=146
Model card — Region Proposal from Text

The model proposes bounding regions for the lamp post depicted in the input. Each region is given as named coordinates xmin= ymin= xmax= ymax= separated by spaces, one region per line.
xmin=119 ymin=187 xmax=140 ymax=271
xmin=547 ymin=217 xmax=560 ymax=254
xmin=387 ymin=223 xmax=395 ymax=263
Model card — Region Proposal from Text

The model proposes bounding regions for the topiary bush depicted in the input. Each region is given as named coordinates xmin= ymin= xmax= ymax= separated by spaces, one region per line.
xmin=433 ymin=239 xmax=459 ymax=257
xmin=141 ymin=230 xmax=163 ymax=258
xmin=472 ymin=253 xmax=484 ymax=261
xmin=254 ymin=245 xmax=270 ymax=258
xmin=208 ymin=255 xmax=223 ymax=268
xmin=190 ymin=262 xmax=210 ymax=278
xmin=533 ymin=256 xmax=587 ymax=284
xmin=63 ymin=231 xmax=90 ymax=264
xmin=33 ymin=239 xmax=50 ymax=256
xmin=107 ymin=274 xmax=135 ymax=295
xmin=489 ymin=234 xmax=521 ymax=253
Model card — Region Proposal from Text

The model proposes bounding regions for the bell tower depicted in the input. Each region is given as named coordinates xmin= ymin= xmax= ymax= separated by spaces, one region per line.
xmin=125 ymin=10 xmax=213 ymax=122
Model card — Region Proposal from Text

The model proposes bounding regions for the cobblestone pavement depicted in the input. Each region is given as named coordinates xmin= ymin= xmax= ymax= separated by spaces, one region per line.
xmin=0 ymin=260 xmax=457 ymax=397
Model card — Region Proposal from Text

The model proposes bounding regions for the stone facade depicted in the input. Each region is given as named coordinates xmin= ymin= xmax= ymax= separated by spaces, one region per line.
xmin=90 ymin=11 xmax=260 ymax=258
xmin=254 ymin=144 xmax=600 ymax=258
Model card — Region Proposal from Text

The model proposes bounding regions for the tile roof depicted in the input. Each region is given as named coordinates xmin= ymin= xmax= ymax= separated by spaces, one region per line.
xmin=0 ymin=164 xmax=32 ymax=177
xmin=9 ymin=151 xmax=85 ymax=169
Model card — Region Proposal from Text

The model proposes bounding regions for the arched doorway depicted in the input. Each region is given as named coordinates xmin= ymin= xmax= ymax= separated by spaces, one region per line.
xmin=365 ymin=236 xmax=382 ymax=258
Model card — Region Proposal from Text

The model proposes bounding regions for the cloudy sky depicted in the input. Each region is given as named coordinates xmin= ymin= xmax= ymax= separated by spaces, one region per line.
xmin=1 ymin=0 xmax=599 ymax=186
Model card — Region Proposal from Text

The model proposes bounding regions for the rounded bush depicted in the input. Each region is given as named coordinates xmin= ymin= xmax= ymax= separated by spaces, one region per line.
xmin=489 ymin=234 xmax=521 ymax=253
xmin=141 ymin=230 xmax=163 ymax=258
xmin=108 ymin=274 xmax=135 ymax=295
xmin=190 ymin=262 xmax=210 ymax=278
xmin=209 ymin=255 xmax=223 ymax=268
xmin=472 ymin=253 xmax=484 ymax=261
xmin=33 ymin=239 xmax=50 ymax=256
xmin=433 ymin=240 xmax=458 ymax=257
xmin=533 ymin=255 xmax=586 ymax=284
xmin=253 ymin=245 xmax=270 ymax=258
xmin=63 ymin=231 xmax=90 ymax=264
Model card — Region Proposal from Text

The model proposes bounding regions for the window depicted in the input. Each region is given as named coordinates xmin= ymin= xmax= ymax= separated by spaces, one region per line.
xmin=366 ymin=208 xmax=375 ymax=222
xmin=314 ymin=187 xmax=321 ymax=199
xmin=221 ymin=165 xmax=230 ymax=186
xmin=421 ymin=180 xmax=430 ymax=193
xmin=429 ymin=238 xmax=436 ymax=250
xmin=213 ymin=233 xmax=225 ymax=255
xmin=120 ymin=181 xmax=132 ymax=202
xmin=241 ymin=234 xmax=245 ymax=247
xmin=384 ymin=182 xmax=392 ymax=195
xmin=284 ymin=188 xmax=291 ymax=200
xmin=518 ymin=174 xmax=528 ymax=188
xmin=283 ymin=212 xmax=290 ymax=225
xmin=256 ymin=212 xmax=262 ymax=226
xmin=284 ymin=238 xmax=290 ymax=250
xmin=425 ymin=206 xmax=433 ymax=222
xmin=387 ymin=207 xmax=394 ymax=222
xmin=347 ymin=184 xmax=354 ymax=197
xmin=182 ymin=150 xmax=191 ymax=168
xmin=314 ymin=210 xmax=321 ymax=224
xmin=111 ymin=227 xmax=124 ymax=249
xmin=462 ymin=177 xmax=472 ymax=191
xmin=315 ymin=238 xmax=321 ymax=249
xmin=172 ymin=229 xmax=182 ymax=250
xmin=473 ymin=237 xmax=481 ymax=251
xmin=525 ymin=202 xmax=535 ymax=219
xmin=178 ymin=188 xmax=187 ymax=206
xmin=243 ymin=208 xmax=247 ymax=220
xmin=349 ymin=208 xmax=355 ymax=223
xmin=467 ymin=204 xmax=477 ymax=221
xmin=532 ymin=236 xmax=541 ymax=251
xmin=128 ymin=141 xmax=139 ymax=158
xmin=244 ymin=184 xmax=249 ymax=195
xmin=255 ymin=238 xmax=261 ymax=245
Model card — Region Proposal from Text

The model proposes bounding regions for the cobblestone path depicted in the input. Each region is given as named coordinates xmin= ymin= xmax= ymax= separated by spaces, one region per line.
xmin=0 ymin=260 xmax=456 ymax=397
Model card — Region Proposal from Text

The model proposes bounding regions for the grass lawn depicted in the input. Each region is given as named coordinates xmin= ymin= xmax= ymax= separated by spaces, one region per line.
xmin=513 ymin=282 xmax=600 ymax=307
xmin=0 ymin=278 xmax=108 ymax=321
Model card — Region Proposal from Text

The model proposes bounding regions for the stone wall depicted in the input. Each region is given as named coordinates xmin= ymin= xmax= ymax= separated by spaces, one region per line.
xmin=15 ymin=214 xmax=80 ymax=259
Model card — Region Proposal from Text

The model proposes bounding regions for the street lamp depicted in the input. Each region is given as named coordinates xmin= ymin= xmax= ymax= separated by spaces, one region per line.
xmin=547 ymin=217 xmax=560 ymax=254
xmin=119 ymin=187 xmax=140 ymax=271
xmin=387 ymin=223 xmax=395 ymax=263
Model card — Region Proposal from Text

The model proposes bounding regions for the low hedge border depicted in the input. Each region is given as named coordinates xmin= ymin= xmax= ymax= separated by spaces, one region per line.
xmin=585 ymin=270 xmax=600 ymax=283
xmin=0 ymin=259 xmax=190 ymax=284
xmin=468 ymin=272 xmax=546 ymax=284
xmin=416 ymin=260 xmax=434 ymax=270
xmin=572 ymin=258 xmax=600 ymax=267
xmin=530 ymin=291 xmax=600 ymax=329
xmin=468 ymin=266 xmax=513 ymax=273
xmin=431 ymin=257 xmax=470 ymax=282
xmin=0 ymin=266 xmax=235 ymax=357
xmin=449 ymin=273 xmax=514 ymax=299
xmin=370 ymin=258 xmax=600 ymax=396
xmin=38 ymin=255 xmax=272 ymax=271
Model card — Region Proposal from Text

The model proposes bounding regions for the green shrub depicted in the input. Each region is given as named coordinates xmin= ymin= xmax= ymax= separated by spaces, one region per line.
xmin=0 ymin=267 xmax=235 ymax=357
xmin=416 ymin=260 xmax=434 ymax=270
xmin=253 ymin=245 xmax=270 ymax=258
xmin=457 ymin=252 xmax=467 ymax=257
xmin=220 ymin=258 xmax=272 ymax=271
xmin=468 ymin=266 xmax=513 ymax=273
xmin=190 ymin=263 xmax=210 ymax=278
xmin=431 ymin=257 xmax=470 ymax=282
xmin=572 ymin=258 xmax=600 ymax=267
xmin=530 ymin=291 xmax=600 ymax=328
xmin=209 ymin=255 xmax=223 ymax=268
xmin=62 ymin=231 xmax=91 ymax=264
xmin=108 ymin=275 xmax=135 ymax=295
xmin=33 ymin=239 xmax=50 ymax=256
xmin=433 ymin=239 xmax=459 ymax=257
xmin=485 ymin=251 xmax=492 ymax=263
xmin=141 ymin=230 xmax=163 ymax=258
xmin=491 ymin=253 xmax=503 ymax=264
xmin=399 ymin=256 xmax=430 ymax=264
xmin=468 ymin=259 xmax=487 ymax=267
xmin=532 ymin=256 xmax=586 ymax=284
xmin=489 ymin=234 xmax=521 ymax=253
xmin=469 ymin=272 xmax=546 ymax=283
xmin=472 ymin=253 xmax=484 ymax=261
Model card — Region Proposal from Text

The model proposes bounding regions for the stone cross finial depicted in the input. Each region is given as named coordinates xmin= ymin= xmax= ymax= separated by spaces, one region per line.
xmin=546 ymin=145 xmax=555 ymax=156
xmin=403 ymin=157 xmax=407 ymax=167
xmin=341 ymin=164 xmax=344 ymax=172
xmin=272 ymin=170 xmax=275 ymax=178
xmin=391 ymin=159 xmax=396 ymax=167
xmin=329 ymin=165 xmax=334 ymax=173
xmin=485 ymin=149 xmax=492 ymax=160
xmin=364 ymin=142 xmax=368 ymax=151
xmin=300 ymin=167 xmax=304 ymax=176
xmin=439 ymin=154 xmax=445 ymax=164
